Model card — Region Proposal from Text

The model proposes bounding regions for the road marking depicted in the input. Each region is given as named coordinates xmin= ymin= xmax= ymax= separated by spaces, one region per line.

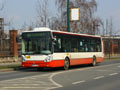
xmin=4 ymin=87 xmax=48 ymax=89
xmin=72 ymin=80 xmax=86 ymax=85
xmin=49 ymin=73 xmax=63 ymax=88
xmin=118 ymin=66 xmax=120 ymax=68
xmin=1 ymin=63 xmax=120 ymax=90
xmin=109 ymin=73 xmax=118 ymax=76
xmin=94 ymin=76 xmax=104 ymax=80
xmin=0 ymin=73 xmax=60 ymax=90
xmin=68 ymin=63 xmax=120 ymax=73
xmin=96 ymin=70 xmax=108 ymax=72
xmin=0 ymin=84 xmax=40 ymax=86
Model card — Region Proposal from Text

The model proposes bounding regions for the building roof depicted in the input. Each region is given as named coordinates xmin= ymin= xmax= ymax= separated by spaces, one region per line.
xmin=102 ymin=36 xmax=120 ymax=39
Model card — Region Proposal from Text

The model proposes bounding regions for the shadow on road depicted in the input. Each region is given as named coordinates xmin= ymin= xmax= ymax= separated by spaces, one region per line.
xmin=13 ymin=64 xmax=97 ymax=73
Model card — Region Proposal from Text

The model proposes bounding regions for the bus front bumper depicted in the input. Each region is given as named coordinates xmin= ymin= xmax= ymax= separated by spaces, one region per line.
xmin=22 ymin=60 xmax=64 ymax=68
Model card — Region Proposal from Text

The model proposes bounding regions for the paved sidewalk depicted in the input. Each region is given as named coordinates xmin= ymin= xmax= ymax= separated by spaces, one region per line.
xmin=0 ymin=62 xmax=21 ymax=66
xmin=0 ymin=62 xmax=21 ymax=72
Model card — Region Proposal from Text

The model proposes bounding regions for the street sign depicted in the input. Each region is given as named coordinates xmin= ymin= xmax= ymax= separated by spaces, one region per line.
xmin=71 ymin=8 xmax=80 ymax=21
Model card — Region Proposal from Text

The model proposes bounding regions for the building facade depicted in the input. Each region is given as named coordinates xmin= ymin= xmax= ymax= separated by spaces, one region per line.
xmin=102 ymin=36 xmax=120 ymax=56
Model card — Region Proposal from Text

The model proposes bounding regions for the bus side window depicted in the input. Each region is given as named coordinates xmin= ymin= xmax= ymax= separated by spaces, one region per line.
xmin=96 ymin=42 xmax=101 ymax=52
xmin=71 ymin=38 xmax=78 ymax=52
xmin=85 ymin=44 xmax=88 ymax=52
xmin=63 ymin=38 xmax=71 ymax=52
xmin=54 ymin=37 xmax=62 ymax=52
xmin=58 ymin=38 xmax=61 ymax=49
xmin=80 ymin=41 xmax=83 ymax=46
xmin=79 ymin=41 xmax=84 ymax=52
xmin=90 ymin=40 xmax=95 ymax=52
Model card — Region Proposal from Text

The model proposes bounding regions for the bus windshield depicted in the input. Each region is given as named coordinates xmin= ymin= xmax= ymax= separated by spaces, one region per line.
xmin=22 ymin=32 xmax=52 ymax=55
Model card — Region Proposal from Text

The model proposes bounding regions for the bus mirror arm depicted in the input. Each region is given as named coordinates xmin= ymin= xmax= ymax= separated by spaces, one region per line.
xmin=52 ymin=36 xmax=57 ymax=42
xmin=52 ymin=38 xmax=57 ymax=42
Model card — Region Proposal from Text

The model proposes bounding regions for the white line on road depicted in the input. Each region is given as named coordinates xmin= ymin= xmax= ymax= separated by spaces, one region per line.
xmin=94 ymin=76 xmax=104 ymax=80
xmin=109 ymin=73 xmax=118 ymax=76
xmin=49 ymin=73 xmax=63 ymax=88
xmin=4 ymin=87 xmax=49 ymax=89
xmin=96 ymin=70 xmax=108 ymax=72
xmin=68 ymin=63 xmax=120 ymax=73
xmin=0 ymin=84 xmax=40 ymax=86
xmin=72 ymin=80 xmax=86 ymax=85
xmin=118 ymin=66 xmax=120 ymax=68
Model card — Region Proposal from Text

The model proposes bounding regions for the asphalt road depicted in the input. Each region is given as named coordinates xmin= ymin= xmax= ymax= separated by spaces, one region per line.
xmin=0 ymin=59 xmax=119 ymax=81
xmin=54 ymin=74 xmax=120 ymax=90
xmin=0 ymin=60 xmax=120 ymax=90
xmin=53 ymin=60 xmax=120 ymax=90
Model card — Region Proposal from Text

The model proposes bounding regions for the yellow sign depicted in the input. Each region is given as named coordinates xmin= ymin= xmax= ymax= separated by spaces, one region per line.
xmin=26 ymin=56 xmax=31 ymax=59
xmin=66 ymin=53 xmax=69 ymax=56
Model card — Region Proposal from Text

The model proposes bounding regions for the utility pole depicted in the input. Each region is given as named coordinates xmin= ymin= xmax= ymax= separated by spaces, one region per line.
xmin=67 ymin=0 xmax=70 ymax=32
xmin=0 ymin=18 xmax=4 ymax=51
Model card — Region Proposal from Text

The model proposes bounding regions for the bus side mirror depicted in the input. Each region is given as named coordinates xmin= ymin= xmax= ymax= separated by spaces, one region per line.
xmin=52 ymin=38 xmax=56 ymax=42
xmin=52 ymin=36 xmax=57 ymax=42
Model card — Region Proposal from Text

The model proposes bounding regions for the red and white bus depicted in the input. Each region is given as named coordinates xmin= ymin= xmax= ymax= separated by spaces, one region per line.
xmin=21 ymin=28 xmax=104 ymax=70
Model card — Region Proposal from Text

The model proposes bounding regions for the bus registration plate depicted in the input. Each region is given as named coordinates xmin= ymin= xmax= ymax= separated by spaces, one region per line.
xmin=32 ymin=64 xmax=39 ymax=67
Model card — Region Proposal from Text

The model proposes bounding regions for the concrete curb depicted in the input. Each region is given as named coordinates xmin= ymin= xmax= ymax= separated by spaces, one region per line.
xmin=0 ymin=68 xmax=14 ymax=72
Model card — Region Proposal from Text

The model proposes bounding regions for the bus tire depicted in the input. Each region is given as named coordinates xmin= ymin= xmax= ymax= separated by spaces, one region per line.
xmin=37 ymin=67 xmax=44 ymax=71
xmin=64 ymin=58 xmax=70 ymax=70
xmin=92 ymin=56 xmax=96 ymax=66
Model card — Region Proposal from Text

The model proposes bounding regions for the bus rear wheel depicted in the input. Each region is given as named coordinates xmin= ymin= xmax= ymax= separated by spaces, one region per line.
xmin=64 ymin=58 xmax=70 ymax=70
xmin=92 ymin=56 xmax=96 ymax=66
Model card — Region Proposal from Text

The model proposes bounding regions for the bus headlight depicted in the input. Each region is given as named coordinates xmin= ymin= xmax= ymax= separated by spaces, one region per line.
xmin=44 ymin=55 xmax=53 ymax=62
xmin=21 ymin=56 xmax=26 ymax=62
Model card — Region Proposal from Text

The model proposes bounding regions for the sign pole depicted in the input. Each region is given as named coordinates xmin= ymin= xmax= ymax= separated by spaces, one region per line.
xmin=67 ymin=0 xmax=70 ymax=32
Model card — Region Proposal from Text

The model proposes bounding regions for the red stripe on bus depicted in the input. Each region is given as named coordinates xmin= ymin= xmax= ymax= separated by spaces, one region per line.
xmin=96 ymin=57 xmax=104 ymax=63
xmin=22 ymin=60 xmax=64 ymax=68
xmin=70 ymin=58 xmax=93 ymax=65
xmin=70 ymin=57 xmax=104 ymax=66
xmin=22 ymin=57 xmax=104 ymax=68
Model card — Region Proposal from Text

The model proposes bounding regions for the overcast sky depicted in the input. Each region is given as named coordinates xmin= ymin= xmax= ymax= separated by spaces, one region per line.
xmin=96 ymin=0 xmax=120 ymax=30
xmin=0 ymin=0 xmax=120 ymax=32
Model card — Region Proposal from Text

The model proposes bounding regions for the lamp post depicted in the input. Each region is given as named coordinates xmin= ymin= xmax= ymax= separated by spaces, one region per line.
xmin=67 ymin=0 xmax=70 ymax=32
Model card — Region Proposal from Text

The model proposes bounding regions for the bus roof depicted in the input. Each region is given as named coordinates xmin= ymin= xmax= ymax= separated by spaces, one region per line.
xmin=23 ymin=27 xmax=51 ymax=32
xmin=52 ymin=30 xmax=101 ymax=38
xmin=22 ymin=27 xmax=101 ymax=38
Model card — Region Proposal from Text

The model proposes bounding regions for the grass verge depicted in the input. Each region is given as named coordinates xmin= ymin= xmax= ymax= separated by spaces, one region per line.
xmin=104 ymin=57 xmax=120 ymax=60
xmin=0 ymin=64 xmax=21 ymax=71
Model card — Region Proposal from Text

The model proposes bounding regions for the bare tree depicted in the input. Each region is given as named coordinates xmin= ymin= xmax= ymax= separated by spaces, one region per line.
xmin=54 ymin=0 xmax=102 ymax=35
xmin=72 ymin=0 xmax=99 ymax=34
xmin=101 ymin=18 xmax=119 ymax=36
xmin=0 ymin=0 xmax=4 ymax=11
xmin=36 ymin=0 xmax=51 ymax=27
xmin=54 ymin=0 xmax=67 ymax=31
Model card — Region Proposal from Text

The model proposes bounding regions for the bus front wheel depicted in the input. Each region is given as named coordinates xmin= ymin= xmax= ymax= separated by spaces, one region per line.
xmin=64 ymin=58 xmax=70 ymax=70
